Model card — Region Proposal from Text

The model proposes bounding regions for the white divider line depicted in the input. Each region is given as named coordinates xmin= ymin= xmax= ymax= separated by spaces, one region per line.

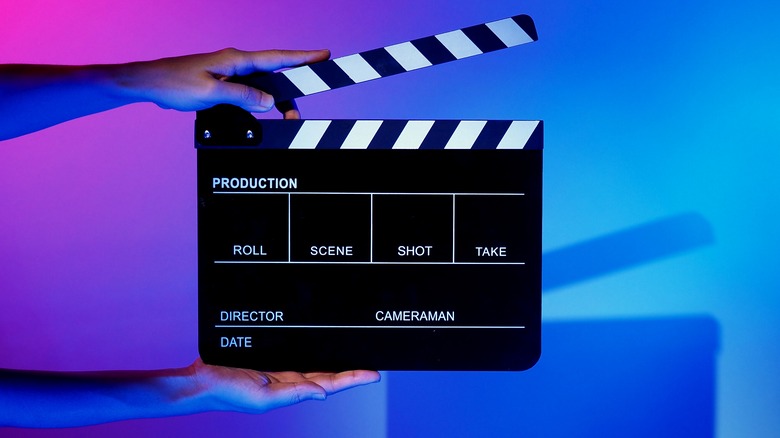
xmin=215 ymin=325 xmax=526 ymax=329
xmin=215 ymin=261 xmax=526 ymax=265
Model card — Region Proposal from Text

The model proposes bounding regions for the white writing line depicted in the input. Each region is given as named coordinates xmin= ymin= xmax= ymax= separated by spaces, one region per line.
xmin=214 ymin=261 xmax=525 ymax=265
xmin=213 ymin=191 xmax=525 ymax=196
xmin=215 ymin=325 xmax=526 ymax=329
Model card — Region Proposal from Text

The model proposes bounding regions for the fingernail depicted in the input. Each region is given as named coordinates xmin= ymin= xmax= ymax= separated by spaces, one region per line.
xmin=312 ymin=392 xmax=327 ymax=401
xmin=261 ymin=96 xmax=274 ymax=111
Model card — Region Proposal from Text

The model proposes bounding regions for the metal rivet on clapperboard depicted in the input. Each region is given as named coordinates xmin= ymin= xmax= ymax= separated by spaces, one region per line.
xmin=246 ymin=130 xmax=254 ymax=139
xmin=203 ymin=130 xmax=212 ymax=139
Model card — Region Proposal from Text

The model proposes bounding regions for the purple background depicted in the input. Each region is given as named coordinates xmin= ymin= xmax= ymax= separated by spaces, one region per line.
xmin=2 ymin=1 xmax=779 ymax=436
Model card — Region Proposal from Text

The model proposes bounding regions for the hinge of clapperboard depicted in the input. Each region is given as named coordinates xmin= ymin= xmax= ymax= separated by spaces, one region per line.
xmin=195 ymin=14 xmax=541 ymax=150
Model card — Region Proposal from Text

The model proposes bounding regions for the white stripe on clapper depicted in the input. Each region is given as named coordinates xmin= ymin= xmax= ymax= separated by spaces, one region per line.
xmin=282 ymin=66 xmax=330 ymax=96
xmin=496 ymin=121 xmax=539 ymax=149
xmin=435 ymin=29 xmax=483 ymax=59
xmin=486 ymin=18 xmax=533 ymax=47
xmin=444 ymin=120 xmax=488 ymax=149
xmin=392 ymin=121 xmax=435 ymax=149
xmin=334 ymin=54 xmax=382 ymax=83
xmin=384 ymin=41 xmax=433 ymax=71
xmin=289 ymin=120 xmax=332 ymax=149
xmin=341 ymin=120 xmax=384 ymax=149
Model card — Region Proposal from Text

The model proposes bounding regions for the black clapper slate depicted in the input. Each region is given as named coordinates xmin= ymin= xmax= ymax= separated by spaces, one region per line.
xmin=195 ymin=14 xmax=542 ymax=371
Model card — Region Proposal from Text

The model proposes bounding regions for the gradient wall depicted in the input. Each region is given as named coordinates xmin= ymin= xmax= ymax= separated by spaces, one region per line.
xmin=1 ymin=1 xmax=778 ymax=436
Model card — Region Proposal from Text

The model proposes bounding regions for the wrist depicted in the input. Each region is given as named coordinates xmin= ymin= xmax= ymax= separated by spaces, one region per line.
xmin=89 ymin=62 xmax=148 ymax=105
xmin=151 ymin=363 xmax=213 ymax=416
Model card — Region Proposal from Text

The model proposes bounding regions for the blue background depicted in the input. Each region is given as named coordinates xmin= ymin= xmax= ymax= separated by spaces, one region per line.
xmin=1 ymin=0 xmax=778 ymax=436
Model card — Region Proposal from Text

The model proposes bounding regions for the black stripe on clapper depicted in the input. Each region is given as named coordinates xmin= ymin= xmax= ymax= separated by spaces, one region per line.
xmin=366 ymin=120 xmax=407 ymax=149
xmin=513 ymin=14 xmax=539 ymax=41
xmin=360 ymin=48 xmax=407 ymax=76
xmin=315 ymin=120 xmax=358 ymax=149
xmin=524 ymin=121 xmax=544 ymax=150
xmin=461 ymin=24 xmax=508 ymax=53
xmin=257 ymin=120 xmax=305 ymax=149
xmin=240 ymin=72 xmax=304 ymax=101
xmin=471 ymin=120 xmax=513 ymax=150
xmin=309 ymin=60 xmax=355 ymax=90
xmin=418 ymin=120 xmax=460 ymax=150
xmin=411 ymin=36 xmax=457 ymax=65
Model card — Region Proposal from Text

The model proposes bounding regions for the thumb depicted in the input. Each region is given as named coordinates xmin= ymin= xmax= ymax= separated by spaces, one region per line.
xmin=213 ymin=81 xmax=275 ymax=112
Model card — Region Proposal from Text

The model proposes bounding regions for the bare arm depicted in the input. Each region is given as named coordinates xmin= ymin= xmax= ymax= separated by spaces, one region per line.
xmin=0 ymin=48 xmax=329 ymax=140
xmin=0 ymin=358 xmax=380 ymax=428
xmin=0 ymin=48 xmax=382 ymax=429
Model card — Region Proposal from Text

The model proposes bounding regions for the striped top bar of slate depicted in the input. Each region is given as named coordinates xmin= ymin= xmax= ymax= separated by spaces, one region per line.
xmin=237 ymin=14 xmax=537 ymax=102
xmin=256 ymin=120 xmax=542 ymax=150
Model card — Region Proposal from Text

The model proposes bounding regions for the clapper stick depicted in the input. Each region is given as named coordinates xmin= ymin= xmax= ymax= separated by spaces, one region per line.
xmin=234 ymin=14 xmax=538 ymax=102
xmin=256 ymin=119 xmax=543 ymax=150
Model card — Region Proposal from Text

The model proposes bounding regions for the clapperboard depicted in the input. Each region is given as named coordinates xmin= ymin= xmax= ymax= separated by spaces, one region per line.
xmin=196 ymin=14 xmax=542 ymax=371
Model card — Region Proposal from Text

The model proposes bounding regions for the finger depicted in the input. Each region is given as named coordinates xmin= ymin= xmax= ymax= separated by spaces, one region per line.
xmin=276 ymin=99 xmax=300 ymax=120
xmin=212 ymin=81 xmax=275 ymax=113
xmin=304 ymin=370 xmax=381 ymax=395
xmin=261 ymin=381 xmax=328 ymax=411
xmin=238 ymin=49 xmax=331 ymax=74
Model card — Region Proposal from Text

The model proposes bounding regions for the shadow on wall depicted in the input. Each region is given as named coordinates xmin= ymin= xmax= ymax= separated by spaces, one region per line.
xmin=388 ymin=213 xmax=718 ymax=437
xmin=542 ymin=212 xmax=715 ymax=291
xmin=388 ymin=316 xmax=719 ymax=438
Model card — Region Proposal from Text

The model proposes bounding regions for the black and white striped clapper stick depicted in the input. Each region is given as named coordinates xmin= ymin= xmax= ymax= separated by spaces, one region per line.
xmin=255 ymin=119 xmax=543 ymax=150
xmin=238 ymin=14 xmax=538 ymax=102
